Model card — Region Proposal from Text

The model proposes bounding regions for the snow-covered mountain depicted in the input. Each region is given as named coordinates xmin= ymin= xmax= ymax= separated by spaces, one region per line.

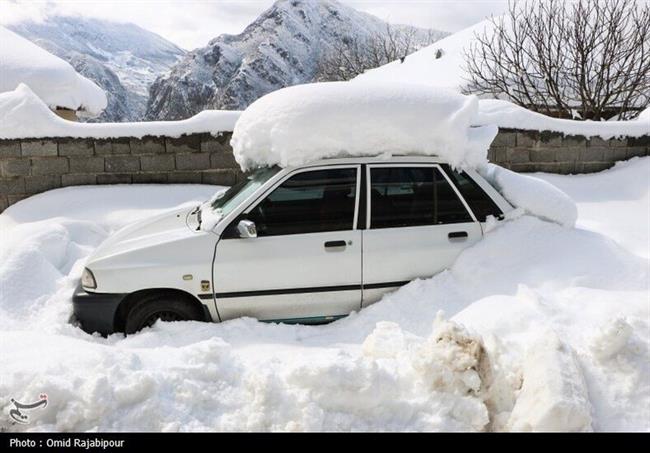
xmin=146 ymin=0 xmax=446 ymax=120
xmin=9 ymin=16 xmax=185 ymax=121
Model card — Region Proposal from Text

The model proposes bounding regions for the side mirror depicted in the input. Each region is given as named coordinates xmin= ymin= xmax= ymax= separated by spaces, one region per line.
xmin=237 ymin=219 xmax=257 ymax=238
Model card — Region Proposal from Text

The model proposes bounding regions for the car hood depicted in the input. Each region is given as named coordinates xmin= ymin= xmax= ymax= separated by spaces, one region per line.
xmin=88 ymin=206 xmax=204 ymax=265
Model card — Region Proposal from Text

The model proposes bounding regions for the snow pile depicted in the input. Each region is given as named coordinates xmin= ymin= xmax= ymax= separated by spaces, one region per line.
xmin=0 ymin=158 xmax=648 ymax=431
xmin=480 ymin=163 xmax=578 ymax=227
xmin=589 ymin=317 xmax=634 ymax=362
xmin=0 ymin=84 xmax=240 ymax=139
xmin=231 ymin=82 xmax=498 ymax=170
xmin=476 ymin=99 xmax=650 ymax=139
xmin=506 ymin=333 xmax=592 ymax=431
xmin=0 ymin=26 xmax=107 ymax=116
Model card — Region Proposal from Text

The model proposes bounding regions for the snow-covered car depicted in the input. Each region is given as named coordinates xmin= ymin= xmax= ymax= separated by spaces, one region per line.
xmin=73 ymin=156 xmax=513 ymax=335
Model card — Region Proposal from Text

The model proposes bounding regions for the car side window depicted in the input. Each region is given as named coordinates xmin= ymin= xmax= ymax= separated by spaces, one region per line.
xmin=369 ymin=166 xmax=472 ymax=229
xmin=441 ymin=165 xmax=503 ymax=222
xmin=245 ymin=168 xmax=358 ymax=236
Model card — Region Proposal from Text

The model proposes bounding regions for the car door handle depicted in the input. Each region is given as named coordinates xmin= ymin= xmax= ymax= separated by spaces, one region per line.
xmin=448 ymin=231 xmax=468 ymax=239
xmin=324 ymin=240 xmax=347 ymax=249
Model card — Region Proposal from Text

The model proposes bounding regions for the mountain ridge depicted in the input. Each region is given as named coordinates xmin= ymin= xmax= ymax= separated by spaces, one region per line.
xmin=9 ymin=16 xmax=185 ymax=121
xmin=145 ymin=0 xmax=447 ymax=120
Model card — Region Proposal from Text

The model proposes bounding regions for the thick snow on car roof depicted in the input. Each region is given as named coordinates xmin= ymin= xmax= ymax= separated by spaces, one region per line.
xmin=231 ymin=81 xmax=498 ymax=170
xmin=0 ymin=26 xmax=107 ymax=116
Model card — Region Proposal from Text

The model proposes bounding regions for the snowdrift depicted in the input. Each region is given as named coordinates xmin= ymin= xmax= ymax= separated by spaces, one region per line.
xmin=230 ymin=82 xmax=498 ymax=170
xmin=0 ymin=84 xmax=240 ymax=139
xmin=0 ymin=158 xmax=648 ymax=431
xmin=480 ymin=164 xmax=578 ymax=227
xmin=0 ymin=26 xmax=107 ymax=116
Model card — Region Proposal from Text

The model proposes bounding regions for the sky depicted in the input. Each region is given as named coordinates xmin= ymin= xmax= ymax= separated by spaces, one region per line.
xmin=0 ymin=0 xmax=509 ymax=50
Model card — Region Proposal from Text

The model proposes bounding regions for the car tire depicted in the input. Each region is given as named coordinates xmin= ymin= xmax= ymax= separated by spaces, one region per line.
xmin=124 ymin=295 xmax=204 ymax=334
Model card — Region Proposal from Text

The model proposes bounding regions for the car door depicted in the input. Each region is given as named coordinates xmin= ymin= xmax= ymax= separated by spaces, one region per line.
xmin=362 ymin=164 xmax=482 ymax=306
xmin=212 ymin=165 xmax=362 ymax=322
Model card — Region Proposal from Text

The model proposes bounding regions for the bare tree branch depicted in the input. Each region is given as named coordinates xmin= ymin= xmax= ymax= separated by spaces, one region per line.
xmin=315 ymin=25 xmax=437 ymax=82
xmin=463 ymin=0 xmax=649 ymax=120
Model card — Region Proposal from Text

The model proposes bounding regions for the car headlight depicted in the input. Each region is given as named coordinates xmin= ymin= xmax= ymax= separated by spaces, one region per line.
xmin=81 ymin=268 xmax=97 ymax=289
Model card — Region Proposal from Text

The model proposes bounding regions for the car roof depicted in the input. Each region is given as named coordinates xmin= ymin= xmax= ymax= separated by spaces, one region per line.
xmin=283 ymin=155 xmax=448 ymax=169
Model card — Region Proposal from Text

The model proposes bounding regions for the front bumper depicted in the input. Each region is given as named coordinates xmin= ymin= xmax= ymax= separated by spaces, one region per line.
xmin=72 ymin=283 xmax=126 ymax=336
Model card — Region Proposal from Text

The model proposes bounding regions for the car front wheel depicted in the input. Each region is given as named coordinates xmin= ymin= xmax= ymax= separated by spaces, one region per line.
xmin=124 ymin=295 xmax=204 ymax=334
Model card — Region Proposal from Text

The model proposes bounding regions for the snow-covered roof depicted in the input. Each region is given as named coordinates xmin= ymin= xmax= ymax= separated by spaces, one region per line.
xmin=0 ymin=84 xmax=239 ymax=139
xmin=0 ymin=26 xmax=107 ymax=116
xmin=231 ymin=81 xmax=497 ymax=170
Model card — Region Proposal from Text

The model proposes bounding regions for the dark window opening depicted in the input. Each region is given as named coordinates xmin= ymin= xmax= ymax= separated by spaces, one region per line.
xmin=369 ymin=166 xmax=472 ymax=229
xmin=441 ymin=165 xmax=503 ymax=222
xmin=246 ymin=168 xmax=357 ymax=236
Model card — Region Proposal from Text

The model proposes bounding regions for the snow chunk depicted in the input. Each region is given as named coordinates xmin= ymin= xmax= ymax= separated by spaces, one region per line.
xmin=589 ymin=317 xmax=634 ymax=362
xmin=0 ymin=26 xmax=107 ymax=116
xmin=231 ymin=82 xmax=498 ymax=170
xmin=507 ymin=333 xmax=593 ymax=432
xmin=480 ymin=163 xmax=578 ymax=227
xmin=0 ymin=84 xmax=240 ymax=139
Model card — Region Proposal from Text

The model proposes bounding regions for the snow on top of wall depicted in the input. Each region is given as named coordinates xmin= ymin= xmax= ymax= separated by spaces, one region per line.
xmin=0 ymin=26 xmax=107 ymax=116
xmin=0 ymin=84 xmax=240 ymax=139
xmin=231 ymin=81 xmax=498 ymax=170
xmin=476 ymin=99 xmax=650 ymax=139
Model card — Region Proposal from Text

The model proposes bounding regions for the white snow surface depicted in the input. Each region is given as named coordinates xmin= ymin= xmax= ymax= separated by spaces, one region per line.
xmin=355 ymin=21 xmax=649 ymax=139
xmin=355 ymin=19 xmax=490 ymax=92
xmin=0 ymin=26 xmax=107 ymax=116
xmin=476 ymin=99 xmax=650 ymax=139
xmin=231 ymin=82 xmax=498 ymax=170
xmin=0 ymin=85 xmax=240 ymax=139
xmin=480 ymin=164 xmax=578 ymax=228
xmin=0 ymin=158 xmax=649 ymax=432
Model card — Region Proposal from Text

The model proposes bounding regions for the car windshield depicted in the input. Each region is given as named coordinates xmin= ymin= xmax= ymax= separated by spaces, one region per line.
xmin=209 ymin=166 xmax=280 ymax=219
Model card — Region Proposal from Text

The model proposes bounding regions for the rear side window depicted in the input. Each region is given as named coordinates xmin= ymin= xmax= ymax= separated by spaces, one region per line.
xmin=369 ymin=166 xmax=472 ymax=229
xmin=246 ymin=168 xmax=357 ymax=236
xmin=441 ymin=165 xmax=503 ymax=222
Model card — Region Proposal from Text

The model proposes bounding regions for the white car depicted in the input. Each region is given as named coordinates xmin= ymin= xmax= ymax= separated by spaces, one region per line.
xmin=73 ymin=156 xmax=513 ymax=335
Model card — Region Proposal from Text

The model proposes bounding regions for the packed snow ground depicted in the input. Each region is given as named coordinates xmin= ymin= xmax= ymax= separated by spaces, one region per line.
xmin=0 ymin=159 xmax=648 ymax=431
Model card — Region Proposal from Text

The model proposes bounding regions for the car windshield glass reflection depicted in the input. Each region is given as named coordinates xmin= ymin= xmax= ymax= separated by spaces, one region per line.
xmin=210 ymin=166 xmax=280 ymax=218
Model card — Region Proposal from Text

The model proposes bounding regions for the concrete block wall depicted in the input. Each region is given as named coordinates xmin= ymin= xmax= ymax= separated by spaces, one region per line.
xmin=1 ymin=129 xmax=649 ymax=212
xmin=488 ymin=129 xmax=649 ymax=174
xmin=0 ymin=133 xmax=242 ymax=212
